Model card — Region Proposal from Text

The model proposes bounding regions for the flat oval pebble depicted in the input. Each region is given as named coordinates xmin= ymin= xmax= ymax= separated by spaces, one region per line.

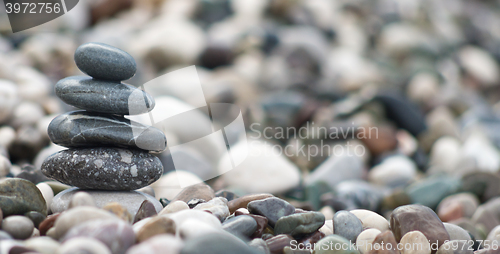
xmin=1 ymin=215 xmax=34 ymax=239
xmin=48 ymin=111 xmax=166 ymax=152
xmin=136 ymin=216 xmax=175 ymax=243
xmin=55 ymin=76 xmax=154 ymax=115
xmin=62 ymin=219 xmax=135 ymax=254
xmin=274 ymin=211 xmax=325 ymax=236
xmin=58 ymin=236 xmax=112 ymax=254
xmin=247 ymin=197 xmax=295 ymax=227
xmin=75 ymin=42 xmax=136 ymax=81
xmin=0 ymin=178 xmax=47 ymax=216
xmin=24 ymin=236 xmax=60 ymax=254
xmin=42 ymin=148 xmax=163 ymax=191
xmin=222 ymin=215 xmax=257 ymax=237
xmin=390 ymin=205 xmax=450 ymax=252
xmin=334 ymin=210 xmax=363 ymax=243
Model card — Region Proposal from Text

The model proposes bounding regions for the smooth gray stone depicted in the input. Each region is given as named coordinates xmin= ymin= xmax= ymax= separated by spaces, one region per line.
xmin=247 ymin=197 xmax=295 ymax=227
xmin=55 ymin=76 xmax=154 ymax=115
xmin=48 ymin=111 xmax=166 ymax=152
xmin=333 ymin=211 xmax=363 ymax=243
xmin=222 ymin=215 xmax=257 ymax=237
xmin=41 ymin=148 xmax=163 ymax=191
xmin=181 ymin=232 xmax=259 ymax=254
xmin=274 ymin=211 xmax=325 ymax=236
xmin=0 ymin=178 xmax=47 ymax=217
xmin=75 ymin=42 xmax=136 ymax=81
xmin=51 ymin=187 xmax=163 ymax=215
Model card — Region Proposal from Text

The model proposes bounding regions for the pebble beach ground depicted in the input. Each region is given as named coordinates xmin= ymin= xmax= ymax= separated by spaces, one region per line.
xmin=1 ymin=0 xmax=500 ymax=253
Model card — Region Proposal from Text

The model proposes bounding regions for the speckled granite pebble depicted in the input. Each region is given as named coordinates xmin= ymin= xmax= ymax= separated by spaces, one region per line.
xmin=41 ymin=147 xmax=163 ymax=191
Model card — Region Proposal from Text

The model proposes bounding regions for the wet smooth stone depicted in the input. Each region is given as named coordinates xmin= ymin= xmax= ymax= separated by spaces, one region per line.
xmin=171 ymin=183 xmax=215 ymax=203
xmin=74 ymin=42 xmax=136 ymax=81
xmin=136 ymin=216 xmax=176 ymax=243
xmin=103 ymin=202 xmax=133 ymax=223
xmin=443 ymin=223 xmax=471 ymax=241
xmin=356 ymin=228 xmax=382 ymax=254
xmin=266 ymin=234 xmax=294 ymax=254
xmin=193 ymin=197 xmax=230 ymax=222
xmin=48 ymin=111 xmax=167 ymax=152
xmin=68 ymin=191 xmax=96 ymax=208
xmin=367 ymin=230 xmax=399 ymax=254
xmin=436 ymin=240 xmax=473 ymax=254
xmin=228 ymin=194 xmax=274 ymax=214
xmin=42 ymin=148 xmax=163 ymax=191
xmin=390 ymin=205 xmax=450 ymax=252
xmin=159 ymin=200 xmax=189 ymax=215
xmin=126 ymin=235 xmax=184 ymax=254
xmin=133 ymin=200 xmax=157 ymax=223
xmin=62 ymin=219 xmax=135 ymax=254
xmin=24 ymin=211 xmax=45 ymax=228
xmin=334 ymin=211 xmax=363 ymax=243
xmin=222 ymin=215 xmax=257 ymax=237
xmin=54 ymin=206 xmax=118 ymax=239
xmin=350 ymin=209 xmax=390 ymax=232
xmin=248 ymin=197 xmax=295 ymax=227
xmin=1 ymin=216 xmax=34 ymax=239
xmin=437 ymin=193 xmax=479 ymax=222
xmin=39 ymin=213 xmax=60 ymax=236
xmin=215 ymin=190 xmax=238 ymax=202
xmin=51 ymin=188 xmax=163 ymax=216
xmin=313 ymin=234 xmax=359 ymax=254
xmin=400 ymin=231 xmax=431 ymax=254
xmin=58 ymin=237 xmax=112 ymax=254
xmin=0 ymin=178 xmax=47 ymax=216
xmin=24 ymin=236 xmax=60 ymax=254
xmin=55 ymin=76 xmax=154 ymax=115
xmin=181 ymin=231 xmax=257 ymax=254
xmin=274 ymin=211 xmax=325 ymax=236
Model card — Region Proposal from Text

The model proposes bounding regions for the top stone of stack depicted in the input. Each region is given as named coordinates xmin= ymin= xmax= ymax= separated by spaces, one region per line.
xmin=75 ymin=42 xmax=136 ymax=81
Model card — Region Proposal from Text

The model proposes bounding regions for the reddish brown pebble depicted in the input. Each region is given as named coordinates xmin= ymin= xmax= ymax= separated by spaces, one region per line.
xmin=438 ymin=201 xmax=463 ymax=222
xmin=38 ymin=213 xmax=60 ymax=236
xmin=228 ymin=194 xmax=274 ymax=214
xmin=266 ymin=234 xmax=293 ymax=254
xmin=367 ymin=230 xmax=399 ymax=254
xmin=298 ymin=230 xmax=325 ymax=246
xmin=133 ymin=200 xmax=158 ymax=223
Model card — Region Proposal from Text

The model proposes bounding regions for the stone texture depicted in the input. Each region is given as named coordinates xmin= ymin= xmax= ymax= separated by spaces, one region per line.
xmin=247 ymin=197 xmax=295 ymax=227
xmin=51 ymin=187 xmax=163 ymax=217
xmin=181 ymin=231 xmax=257 ymax=254
xmin=0 ymin=178 xmax=47 ymax=216
xmin=193 ymin=197 xmax=229 ymax=222
xmin=42 ymin=148 xmax=163 ymax=191
xmin=400 ymin=231 xmax=431 ymax=254
xmin=222 ymin=215 xmax=257 ymax=237
xmin=48 ymin=111 xmax=166 ymax=152
xmin=368 ymin=230 xmax=399 ymax=254
xmin=133 ymin=200 xmax=158 ymax=223
xmin=54 ymin=206 xmax=118 ymax=239
xmin=334 ymin=210 xmax=363 ymax=243
xmin=103 ymin=202 xmax=133 ymax=223
xmin=126 ymin=235 xmax=184 ymax=254
xmin=357 ymin=228 xmax=382 ymax=254
xmin=136 ymin=216 xmax=175 ymax=243
xmin=390 ymin=205 xmax=450 ymax=253
xmin=55 ymin=76 xmax=154 ymax=115
xmin=350 ymin=209 xmax=390 ymax=232
xmin=39 ymin=213 xmax=60 ymax=236
xmin=62 ymin=219 xmax=135 ymax=254
xmin=58 ymin=237 xmax=112 ymax=254
xmin=437 ymin=193 xmax=479 ymax=222
xmin=74 ymin=42 xmax=136 ymax=81
xmin=171 ymin=183 xmax=215 ymax=203
xmin=228 ymin=193 xmax=274 ymax=214
xmin=24 ymin=211 xmax=46 ymax=229
xmin=443 ymin=223 xmax=471 ymax=241
xmin=274 ymin=211 xmax=325 ymax=236
xmin=1 ymin=215 xmax=34 ymax=239
xmin=313 ymin=234 xmax=359 ymax=254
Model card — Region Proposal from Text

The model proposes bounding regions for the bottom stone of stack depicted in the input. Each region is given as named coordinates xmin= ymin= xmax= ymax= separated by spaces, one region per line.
xmin=51 ymin=187 xmax=163 ymax=215
xmin=41 ymin=147 xmax=163 ymax=191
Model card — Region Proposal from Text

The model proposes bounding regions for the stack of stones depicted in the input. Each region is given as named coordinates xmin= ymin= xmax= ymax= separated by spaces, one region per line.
xmin=41 ymin=43 xmax=166 ymax=197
